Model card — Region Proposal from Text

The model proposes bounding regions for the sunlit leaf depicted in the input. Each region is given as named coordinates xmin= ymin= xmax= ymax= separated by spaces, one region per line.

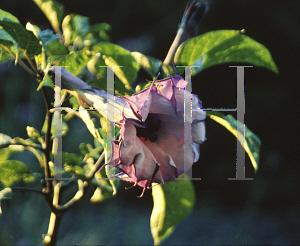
xmin=174 ymin=30 xmax=278 ymax=75
xmin=150 ymin=179 xmax=195 ymax=245
xmin=0 ymin=160 xmax=35 ymax=188
xmin=32 ymin=0 xmax=64 ymax=33
xmin=62 ymin=14 xmax=90 ymax=47
xmin=78 ymin=107 xmax=102 ymax=142
xmin=0 ymin=133 xmax=12 ymax=147
xmin=93 ymin=43 xmax=140 ymax=89
xmin=131 ymin=51 xmax=162 ymax=78
xmin=207 ymin=111 xmax=260 ymax=171
xmin=50 ymin=50 xmax=92 ymax=76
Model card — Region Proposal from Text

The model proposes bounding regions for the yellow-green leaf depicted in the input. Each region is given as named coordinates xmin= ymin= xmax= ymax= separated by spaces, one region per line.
xmin=207 ymin=111 xmax=260 ymax=171
xmin=150 ymin=179 xmax=195 ymax=245
xmin=0 ymin=160 xmax=35 ymax=188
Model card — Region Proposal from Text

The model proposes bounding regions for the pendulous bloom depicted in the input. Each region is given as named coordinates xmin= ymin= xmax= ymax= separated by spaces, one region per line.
xmin=61 ymin=69 xmax=206 ymax=192
xmin=108 ymin=75 xmax=206 ymax=190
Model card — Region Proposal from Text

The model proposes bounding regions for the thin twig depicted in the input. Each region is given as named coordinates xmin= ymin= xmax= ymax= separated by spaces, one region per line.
xmin=1 ymin=45 xmax=40 ymax=80
xmin=11 ymin=187 xmax=44 ymax=196
xmin=55 ymin=180 xmax=87 ymax=212
xmin=23 ymin=50 xmax=40 ymax=76
xmin=41 ymin=88 xmax=53 ymax=196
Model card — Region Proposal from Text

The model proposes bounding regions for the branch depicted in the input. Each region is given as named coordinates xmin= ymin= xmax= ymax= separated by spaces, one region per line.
xmin=163 ymin=1 xmax=207 ymax=65
xmin=86 ymin=151 xmax=106 ymax=180
xmin=43 ymin=183 xmax=62 ymax=246
xmin=55 ymin=179 xmax=87 ymax=212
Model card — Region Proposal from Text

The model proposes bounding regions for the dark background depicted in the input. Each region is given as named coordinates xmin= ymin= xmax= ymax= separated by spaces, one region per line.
xmin=0 ymin=0 xmax=299 ymax=245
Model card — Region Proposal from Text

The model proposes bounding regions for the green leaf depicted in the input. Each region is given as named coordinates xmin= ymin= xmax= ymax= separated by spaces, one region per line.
xmin=0 ymin=187 xmax=12 ymax=214
xmin=0 ymin=160 xmax=35 ymax=188
xmin=26 ymin=126 xmax=41 ymax=140
xmin=32 ymin=0 xmax=64 ymax=33
xmin=131 ymin=52 xmax=162 ymax=78
xmin=37 ymin=73 xmax=54 ymax=90
xmin=38 ymin=29 xmax=61 ymax=46
xmin=174 ymin=30 xmax=278 ymax=74
xmin=207 ymin=111 xmax=260 ymax=171
xmin=41 ymin=115 xmax=69 ymax=137
xmin=46 ymin=41 xmax=68 ymax=56
xmin=150 ymin=179 xmax=195 ymax=245
xmin=93 ymin=43 xmax=140 ymax=89
xmin=0 ymin=9 xmax=19 ymax=22
xmin=134 ymin=81 xmax=152 ymax=93
xmin=0 ymin=10 xmax=42 ymax=56
xmin=62 ymin=14 xmax=90 ymax=47
xmin=0 ymin=28 xmax=14 ymax=47
xmin=62 ymin=152 xmax=82 ymax=166
xmin=64 ymin=164 xmax=86 ymax=180
xmin=50 ymin=50 xmax=92 ymax=76
xmin=78 ymin=107 xmax=102 ymax=142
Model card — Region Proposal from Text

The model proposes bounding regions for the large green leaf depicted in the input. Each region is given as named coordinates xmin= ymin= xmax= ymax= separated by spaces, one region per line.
xmin=0 ymin=9 xmax=42 ymax=56
xmin=150 ymin=179 xmax=195 ymax=245
xmin=50 ymin=50 xmax=92 ymax=76
xmin=93 ymin=43 xmax=140 ymax=89
xmin=0 ymin=160 xmax=35 ymax=188
xmin=207 ymin=111 xmax=260 ymax=171
xmin=174 ymin=30 xmax=278 ymax=75
xmin=32 ymin=0 xmax=64 ymax=33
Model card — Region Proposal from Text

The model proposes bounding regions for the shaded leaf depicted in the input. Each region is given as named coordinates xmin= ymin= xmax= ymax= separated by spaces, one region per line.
xmin=0 ymin=28 xmax=14 ymax=47
xmin=62 ymin=152 xmax=82 ymax=166
xmin=41 ymin=115 xmax=69 ymax=137
xmin=207 ymin=111 xmax=260 ymax=171
xmin=174 ymin=30 xmax=278 ymax=74
xmin=46 ymin=40 xmax=68 ymax=56
xmin=0 ymin=10 xmax=42 ymax=56
xmin=150 ymin=179 xmax=195 ymax=245
xmin=37 ymin=73 xmax=54 ymax=90
xmin=38 ymin=29 xmax=61 ymax=46
xmin=32 ymin=0 xmax=64 ymax=33
xmin=0 ymin=160 xmax=35 ymax=188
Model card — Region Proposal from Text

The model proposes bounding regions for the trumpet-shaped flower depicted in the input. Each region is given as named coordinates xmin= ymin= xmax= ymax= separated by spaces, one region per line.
xmin=109 ymin=76 xmax=206 ymax=190
xmin=61 ymin=69 xmax=206 ymax=191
